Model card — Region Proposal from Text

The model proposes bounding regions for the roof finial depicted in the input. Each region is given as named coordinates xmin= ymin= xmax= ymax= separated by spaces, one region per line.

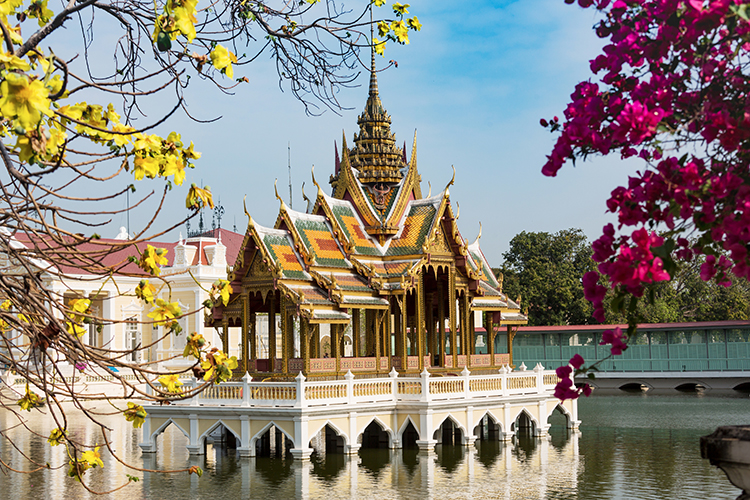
xmin=369 ymin=6 xmax=378 ymax=97
xmin=274 ymin=178 xmax=286 ymax=209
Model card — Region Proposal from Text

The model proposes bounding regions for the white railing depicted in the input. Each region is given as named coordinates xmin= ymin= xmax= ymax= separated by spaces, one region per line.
xmin=166 ymin=362 xmax=557 ymax=409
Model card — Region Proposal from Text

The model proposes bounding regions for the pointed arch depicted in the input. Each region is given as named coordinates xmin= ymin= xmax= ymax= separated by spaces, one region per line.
xmin=472 ymin=410 xmax=504 ymax=441
xmin=308 ymin=419 xmax=350 ymax=448
xmin=146 ymin=418 xmax=190 ymax=451
xmin=510 ymin=407 xmax=539 ymax=435
xmin=432 ymin=413 xmax=469 ymax=445
xmin=546 ymin=402 xmax=573 ymax=426
xmin=249 ymin=420 xmax=297 ymax=449
xmin=357 ymin=416 xmax=395 ymax=448
xmin=197 ymin=419 xmax=243 ymax=449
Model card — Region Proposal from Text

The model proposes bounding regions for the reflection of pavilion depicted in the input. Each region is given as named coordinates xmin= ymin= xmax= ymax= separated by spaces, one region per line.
xmin=140 ymin=58 xmax=577 ymax=460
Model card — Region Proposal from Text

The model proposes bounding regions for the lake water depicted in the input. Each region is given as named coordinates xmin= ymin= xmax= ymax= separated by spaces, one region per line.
xmin=0 ymin=390 xmax=747 ymax=499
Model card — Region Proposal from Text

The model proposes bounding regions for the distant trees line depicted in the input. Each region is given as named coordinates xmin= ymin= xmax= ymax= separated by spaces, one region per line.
xmin=495 ymin=229 xmax=750 ymax=327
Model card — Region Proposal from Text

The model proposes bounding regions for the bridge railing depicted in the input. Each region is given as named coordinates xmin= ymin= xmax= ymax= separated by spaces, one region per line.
xmin=165 ymin=363 xmax=558 ymax=409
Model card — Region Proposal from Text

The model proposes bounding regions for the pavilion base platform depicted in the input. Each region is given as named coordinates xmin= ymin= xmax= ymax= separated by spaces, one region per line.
xmin=139 ymin=364 xmax=578 ymax=460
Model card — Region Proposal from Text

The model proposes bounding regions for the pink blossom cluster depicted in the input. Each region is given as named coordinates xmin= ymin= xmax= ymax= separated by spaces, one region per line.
xmin=549 ymin=0 xmax=750 ymax=401
xmin=546 ymin=0 xmax=750 ymax=299
xmin=554 ymin=354 xmax=592 ymax=401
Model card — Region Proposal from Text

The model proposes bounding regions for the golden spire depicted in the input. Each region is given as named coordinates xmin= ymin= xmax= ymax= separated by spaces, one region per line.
xmin=348 ymin=20 xmax=406 ymax=184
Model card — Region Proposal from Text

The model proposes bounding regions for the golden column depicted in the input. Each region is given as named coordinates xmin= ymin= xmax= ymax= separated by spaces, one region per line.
xmin=449 ymin=267 xmax=457 ymax=369
xmin=507 ymin=325 xmax=517 ymax=368
xmin=301 ymin=317 xmax=310 ymax=375
xmin=333 ymin=324 xmax=341 ymax=374
xmin=438 ymin=284 xmax=445 ymax=367
xmin=221 ymin=318 xmax=229 ymax=356
xmin=352 ymin=309 xmax=361 ymax=357
xmin=280 ymin=294 xmax=288 ymax=375
xmin=374 ymin=310 xmax=382 ymax=372
xmin=486 ymin=312 xmax=496 ymax=367
xmin=268 ymin=291 xmax=276 ymax=372
xmin=416 ymin=272 xmax=425 ymax=371
xmin=466 ymin=295 xmax=474 ymax=367
xmin=249 ymin=312 xmax=257 ymax=361
xmin=241 ymin=293 xmax=249 ymax=373
xmin=400 ymin=295 xmax=408 ymax=370
xmin=426 ymin=291 xmax=435 ymax=366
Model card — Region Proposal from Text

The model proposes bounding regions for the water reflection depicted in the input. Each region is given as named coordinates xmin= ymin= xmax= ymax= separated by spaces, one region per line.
xmin=0 ymin=392 xmax=746 ymax=499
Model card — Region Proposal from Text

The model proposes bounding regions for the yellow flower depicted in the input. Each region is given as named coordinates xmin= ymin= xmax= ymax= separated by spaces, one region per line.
xmin=0 ymin=0 xmax=24 ymax=21
xmin=81 ymin=447 xmax=104 ymax=468
xmin=148 ymin=298 xmax=181 ymax=325
xmin=377 ymin=20 xmax=389 ymax=37
xmin=111 ymin=123 xmax=134 ymax=148
xmin=373 ymin=38 xmax=386 ymax=56
xmin=392 ymin=2 xmax=409 ymax=15
xmin=27 ymin=0 xmax=53 ymax=27
xmin=69 ymin=298 xmax=91 ymax=315
xmin=135 ymin=279 xmax=157 ymax=304
xmin=391 ymin=20 xmax=409 ymax=44
xmin=201 ymin=348 xmax=238 ymax=383
xmin=139 ymin=245 xmax=168 ymax=275
xmin=0 ymin=299 xmax=10 ymax=310
xmin=18 ymin=384 xmax=42 ymax=411
xmin=158 ymin=373 xmax=183 ymax=393
xmin=183 ymin=332 xmax=206 ymax=359
xmin=133 ymin=155 xmax=160 ymax=181
xmin=371 ymin=0 xmax=386 ymax=6
xmin=0 ymin=73 xmax=53 ymax=131
xmin=66 ymin=320 xmax=86 ymax=338
xmin=407 ymin=16 xmax=421 ymax=31
xmin=133 ymin=133 xmax=162 ymax=152
xmin=105 ymin=103 xmax=120 ymax=123
xmin=186 ymin=184 xmax=214 ymax=210
xmin=0 ymin=51 xmax=30 ymax=71
xmin=46 ymin=126 xmax=67 ymax=156
xmin=161 ymin=155 xmax=186 ymax=185
xmin=210 ymin=44 xmax=237 ymax=79
xmin=183 ymin=141 xmax=201 ymax=160
xmin=211 ymin=279 xmax=232 ymax=306
xmin=123 ymin=402 xmax=147 ymax=428
xmin=48 ymin=428 xmax=66 ymax=446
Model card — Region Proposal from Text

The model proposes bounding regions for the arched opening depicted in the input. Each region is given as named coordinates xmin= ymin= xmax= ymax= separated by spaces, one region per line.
xmin=154 ymin=421 xmax=189 ymax=460
xmin=203 ymin=422 xmax=239 ymax=460
xmin=309 ymin=424 xmax=345 ymax=455
xmin=254 ymin=425 xmax=293 ymax=458
xmin=401 ymin=420 xmax=419 ymax=449
xmin=676 ymin=382 xmax=706 ymax=393
xmin=512 ymin=411 xmax=536 ymax=437
xmin=433 ymin=418 xmax=463 ymax=446
xmin=473 ymin=413 xmax=501 ymax=442
xmin=308 ymin=425 xmax=346 ymax=480
xmin=619 ymin=382 xmax=649 ymax=392
xmin=547 ymin=405 xmax=572 ymax=447
xmin=360 ymin=420 xmax=390 ymax=449
xmin=733 ymin=381 xmax=750 ymax=393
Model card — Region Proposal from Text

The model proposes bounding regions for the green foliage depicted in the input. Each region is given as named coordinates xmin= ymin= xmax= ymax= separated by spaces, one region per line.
xmin=499 ymin=229 xmax=595 ymax=326
xmin=606 ymin=255 xmax=750 ymax=324
xmin=499 ymin=228 xmax=750 ymax=326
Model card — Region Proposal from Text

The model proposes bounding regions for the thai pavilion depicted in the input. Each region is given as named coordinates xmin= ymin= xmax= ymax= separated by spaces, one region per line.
xmin=139 ymin=62 xmax=575 ymax=461
xmin=208 ymin=63 xmax=528 ymax=379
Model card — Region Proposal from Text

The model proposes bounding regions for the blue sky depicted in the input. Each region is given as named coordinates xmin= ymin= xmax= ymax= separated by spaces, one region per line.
xmin=104 ymin=0 xmax=641 ymax=264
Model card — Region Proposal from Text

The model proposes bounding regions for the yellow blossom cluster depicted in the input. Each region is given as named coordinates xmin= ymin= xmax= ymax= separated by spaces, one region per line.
xmin=65 ymin=297 xmax=90 ymax=338
xmin=371 ymin=2 xmax=421 ymax=55
xmin=0 ymin=0 xmax=213 ymax=209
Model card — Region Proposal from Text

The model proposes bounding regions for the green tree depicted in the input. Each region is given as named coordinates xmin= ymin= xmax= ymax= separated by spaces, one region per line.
xmin=499 ymin=229 xmax=595 ymax=326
